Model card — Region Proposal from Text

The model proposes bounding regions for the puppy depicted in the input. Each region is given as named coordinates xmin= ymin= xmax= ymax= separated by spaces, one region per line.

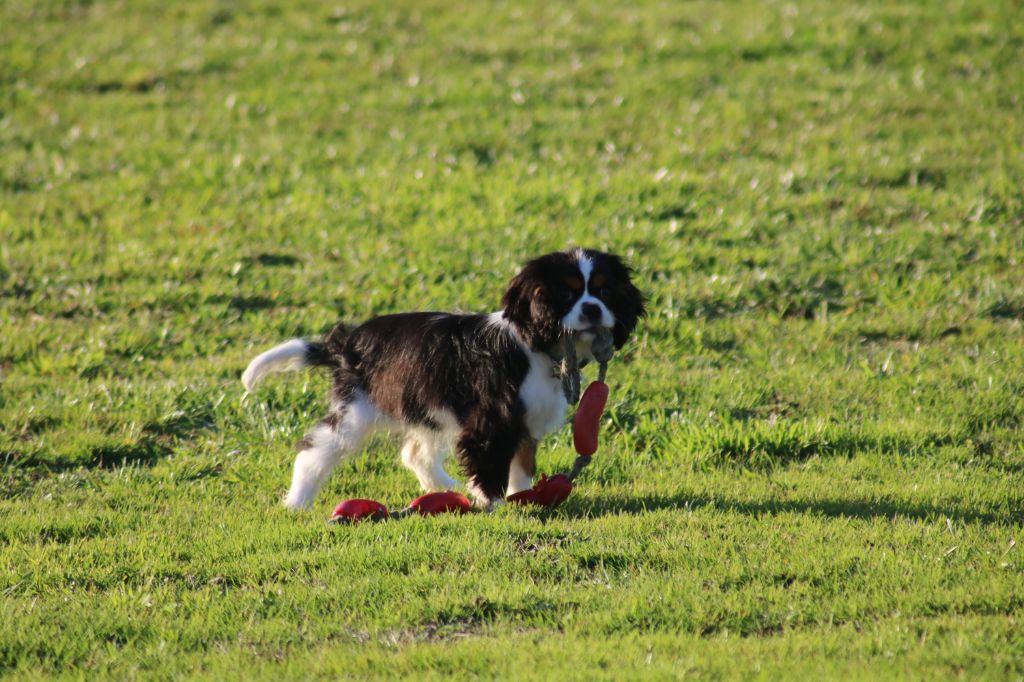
xmin=242 ymin=248 xmax=645 ymax=509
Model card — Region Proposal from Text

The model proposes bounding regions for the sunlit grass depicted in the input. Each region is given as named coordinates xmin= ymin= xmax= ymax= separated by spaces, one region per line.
xmin=2 ymin=0 xmax=1023 ymax=677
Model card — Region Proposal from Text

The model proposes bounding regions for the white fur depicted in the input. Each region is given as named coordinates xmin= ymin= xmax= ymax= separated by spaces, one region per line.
xmin=285 ymin=393 xmax=379 ymax=509
xmin=486 ymin=310 xmax=509 ymax=331
xmin=507 ymin=456 xmax=534 ymax=496
xmin=286 ymin=394 xmax=469 ymax=509
xmin=519 ymin=350 xmax=570 ymax=440
xmin=576 ymin=249 xmax=593 ymax=281
xmin=241 ymin=339 xmax=310 ymax=391
xmin=467 ymin=481 xmax=505 ymax=510
xmin=400 ymin=409 xmax=461 ymax=492
xmin=493 ymin=314 xmax=571 ymax=441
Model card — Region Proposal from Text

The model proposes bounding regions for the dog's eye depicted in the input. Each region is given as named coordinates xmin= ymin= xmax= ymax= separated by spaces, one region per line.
xmin=562 ymin=289 xmax=576 ymax=302
xmin=598 ymin=287 xmax=611 ymax=299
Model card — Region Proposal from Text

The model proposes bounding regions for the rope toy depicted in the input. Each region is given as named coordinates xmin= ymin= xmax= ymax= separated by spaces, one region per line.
xmin=329 ymin=327 xmax=614 ymax=523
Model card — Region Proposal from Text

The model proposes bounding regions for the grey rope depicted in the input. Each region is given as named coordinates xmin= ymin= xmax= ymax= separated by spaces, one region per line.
xmin=555 ymin=326 xmax=615 ymax=405
xmin=558 ymin=332 xmax=581 ymax=404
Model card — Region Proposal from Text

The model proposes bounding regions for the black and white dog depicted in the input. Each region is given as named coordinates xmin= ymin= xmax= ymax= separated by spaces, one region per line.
xmin=242 ymin=248 xmax=645 ymax=509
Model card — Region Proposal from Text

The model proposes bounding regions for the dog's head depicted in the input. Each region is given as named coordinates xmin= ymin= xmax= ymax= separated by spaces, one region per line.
xmin=502 ymin=248 xmax=646 ymax=352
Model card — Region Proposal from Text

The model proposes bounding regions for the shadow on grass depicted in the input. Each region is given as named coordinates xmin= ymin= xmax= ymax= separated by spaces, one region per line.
xmin=11 ymin=399 xmax=220 ymax=478
xmin=143 ymin=406 xmax=216 ymax=438
xmin=609 ymin=410 xmax=968 ymax=470
xmin=251 ymin=252 xmax=301 ymax=267
xmin=564 ymin=491 xmax=1023 ymax=527
xmin=87 ymin=440 xmax=172 ymax=469
xmin=206 ymin=294 xmax=279 ymax=312
xmin=12 ymin=439 xmax=173 ymax=474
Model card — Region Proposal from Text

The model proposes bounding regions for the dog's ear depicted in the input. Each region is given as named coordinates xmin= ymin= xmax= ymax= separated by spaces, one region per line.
xmin=502 ymin=262 xmax=563 ymax=350
xmin=610 ymin=262 xmax=647 ymax=350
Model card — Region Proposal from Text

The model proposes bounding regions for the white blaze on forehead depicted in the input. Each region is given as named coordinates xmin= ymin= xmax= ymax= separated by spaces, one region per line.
xmin=576 ymin=250 xmax=594 ymax=287
xmin=564 ymin=249 xmax=614 ymax=331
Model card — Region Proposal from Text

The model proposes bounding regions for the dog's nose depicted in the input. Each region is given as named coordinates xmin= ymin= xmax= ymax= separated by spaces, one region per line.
xmin=581 ymin=302 xmax=603 ymax=324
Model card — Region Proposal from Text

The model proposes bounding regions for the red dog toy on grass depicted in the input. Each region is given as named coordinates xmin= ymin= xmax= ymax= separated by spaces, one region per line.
xmin=330 ymin=491 xmax=473 ymax=523
xmin=330 ymin=330 xmax=613 ymax=523
xmin=506 ymin=363 xmax=609 ymax=508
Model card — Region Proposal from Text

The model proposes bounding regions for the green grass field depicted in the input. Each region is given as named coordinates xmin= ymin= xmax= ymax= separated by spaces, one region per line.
xmin=2 ymin=0 xmax=1024 ymax=677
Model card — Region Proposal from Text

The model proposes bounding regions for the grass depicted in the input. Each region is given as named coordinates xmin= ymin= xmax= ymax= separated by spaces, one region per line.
xmin=2 ymin=0 xmax=1023 ymax=677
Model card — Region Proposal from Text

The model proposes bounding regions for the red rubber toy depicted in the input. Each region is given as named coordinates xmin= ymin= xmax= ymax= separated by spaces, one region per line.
xmin=330 ymin=498 xmax=390 ymax=523
xmin=507 ymin=473 xmax=574 ymax=507
xmin=572 ymin=380 xmax=609 ymax=456
xmin=409 ymin=491 xmax=472 ymax=516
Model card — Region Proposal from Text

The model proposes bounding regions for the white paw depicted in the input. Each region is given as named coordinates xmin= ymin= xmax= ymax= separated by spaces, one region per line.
xmin=283 ymin=489 xmax=314 ymax=510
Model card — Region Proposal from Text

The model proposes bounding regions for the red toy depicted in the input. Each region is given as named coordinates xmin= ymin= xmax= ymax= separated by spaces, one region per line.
xmin=506 ymin=473 xmax=574 ymax=507
xmin=409 ymin=491 xmax=472 ymax=516
xmin=330 ymin=498 xmax=390 ymax=523
xmin=572 ymin=379 xmax=609 ymax=456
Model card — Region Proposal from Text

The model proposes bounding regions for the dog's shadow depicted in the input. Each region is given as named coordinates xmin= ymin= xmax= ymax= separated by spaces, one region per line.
xmin=555 ymin=490 xmax=1021 ymax=527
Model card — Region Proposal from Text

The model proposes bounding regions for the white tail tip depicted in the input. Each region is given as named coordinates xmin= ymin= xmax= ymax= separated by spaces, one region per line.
xmin=241 ymin=339 xmax=310 ymax=391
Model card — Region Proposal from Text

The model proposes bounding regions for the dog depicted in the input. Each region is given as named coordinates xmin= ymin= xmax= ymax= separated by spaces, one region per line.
xmin=241 ymin=248 xmax=645 ymax=509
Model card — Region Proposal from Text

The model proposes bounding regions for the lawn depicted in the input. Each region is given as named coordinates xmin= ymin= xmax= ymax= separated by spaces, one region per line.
xmin=2 ymin=0 xmax=1023 ymax=678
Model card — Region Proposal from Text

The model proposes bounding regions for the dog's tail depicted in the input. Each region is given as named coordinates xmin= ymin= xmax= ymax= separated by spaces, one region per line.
xmin=241 ymin=339 xmax=337 ymax=392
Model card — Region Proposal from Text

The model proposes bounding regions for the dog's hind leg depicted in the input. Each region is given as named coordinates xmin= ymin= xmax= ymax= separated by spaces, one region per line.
xmin=401 ymin=432 xmax=460 ymax=492
xmin=284 ymin=394 xmax=377 ymax=510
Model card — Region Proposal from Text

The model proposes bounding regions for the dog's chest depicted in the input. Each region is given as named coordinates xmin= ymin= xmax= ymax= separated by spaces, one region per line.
xmin=518 ymin=352 xmax=570 ymax=440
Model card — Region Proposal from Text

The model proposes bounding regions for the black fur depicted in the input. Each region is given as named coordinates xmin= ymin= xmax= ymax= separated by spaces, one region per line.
xmin=585 ymin=250 xmax=646 ymax=349
xmin=501 ymin=251 xmax=579 ymax=350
